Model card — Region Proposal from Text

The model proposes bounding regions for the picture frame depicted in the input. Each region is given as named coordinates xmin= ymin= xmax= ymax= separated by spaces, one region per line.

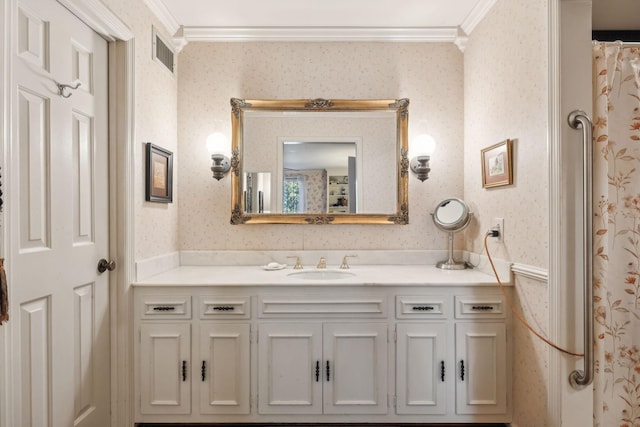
xmin=145 ymin=142 xmax=173 ymax=203
xmin=481 ymin=139 xmax=513 ymax=188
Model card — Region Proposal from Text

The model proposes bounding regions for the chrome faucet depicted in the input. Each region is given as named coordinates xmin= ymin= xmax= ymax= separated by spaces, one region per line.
xmin=316 ymin=257 xmax=327 ymax=269
xmin=340 ymin=254 xmax=357 ymax=269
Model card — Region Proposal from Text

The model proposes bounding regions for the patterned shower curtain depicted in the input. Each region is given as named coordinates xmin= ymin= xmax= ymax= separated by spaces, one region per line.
xmin=592 ymin=42 xmax=640 ymax=427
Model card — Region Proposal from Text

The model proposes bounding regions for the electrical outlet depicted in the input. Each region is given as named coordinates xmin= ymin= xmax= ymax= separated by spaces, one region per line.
xmin=491 ymin=217 xmax=504 ymax=241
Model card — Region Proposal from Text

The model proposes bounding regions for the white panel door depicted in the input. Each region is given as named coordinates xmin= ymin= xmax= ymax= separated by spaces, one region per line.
xmin=10 ymin=0 xmax=110 ymax=426
xmin=258 ymin=322 xmax=323 ymax=414
xmin=199 ymin=322 xmax=251 ymax=414
xmin=396 ymin=322 xmax=448 ymax=415
xmin=455 ymin=322 xmax=507 ymax=415
xmin=323 ymin=322 xmax=388 ymax=415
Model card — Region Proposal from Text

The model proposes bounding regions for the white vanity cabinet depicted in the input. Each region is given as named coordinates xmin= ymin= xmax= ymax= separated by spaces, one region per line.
xmin=394 ymin=294 xmax=509 ymax=419
xmin=133 ymin=281 xmax=511 ymax=424
xmin=134 ymin=292 xmax=251 ymax=423
xmin=454 ymin=295 xmax=508 ymax=415
xmin=257 ymin=293 xmax=389 ymax=415
xmin=258 ymin=322 xmax=388 ymax=415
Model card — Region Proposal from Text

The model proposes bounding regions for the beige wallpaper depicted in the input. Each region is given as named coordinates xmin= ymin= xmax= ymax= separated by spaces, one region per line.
xmin=463 ymin=0 xmax=550 ymax=426
xmin=177 ymin=42 xmax=464 ymax=250
xmin=99 ymin=0 xmax=180 ymax=260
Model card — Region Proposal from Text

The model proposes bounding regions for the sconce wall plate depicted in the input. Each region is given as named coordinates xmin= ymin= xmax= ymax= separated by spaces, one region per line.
xmin=410 ymin=155 xmax=431 ymax=181
xmin=211 ymin=154 xmax=230 ymax=180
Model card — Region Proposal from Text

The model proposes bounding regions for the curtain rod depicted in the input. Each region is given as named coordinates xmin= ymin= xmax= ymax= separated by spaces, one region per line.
xmin=592 ymin=30 xmax=640 ymax=44
xmin=593 ymin=40 xmax=640 ymax=47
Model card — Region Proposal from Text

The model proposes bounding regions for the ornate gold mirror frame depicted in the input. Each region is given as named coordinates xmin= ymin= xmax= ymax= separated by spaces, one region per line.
xmin=230 ymin=98 xmax=409 ymax=225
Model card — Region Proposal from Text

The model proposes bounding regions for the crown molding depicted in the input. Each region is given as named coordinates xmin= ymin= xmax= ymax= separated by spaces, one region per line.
xmin=182 ymin=26 xmax=460 ymax=43
xmin=460 ymin=0 xmax=497 ymax=35
xmin=57 ymin=0 xmax=133 ymax=41
xmin=143 ymin=0 xmax=180 ymax=36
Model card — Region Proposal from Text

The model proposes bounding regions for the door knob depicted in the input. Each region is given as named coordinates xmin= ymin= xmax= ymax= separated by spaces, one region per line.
xmin=97 ymin=259 xmax=116 ymax=273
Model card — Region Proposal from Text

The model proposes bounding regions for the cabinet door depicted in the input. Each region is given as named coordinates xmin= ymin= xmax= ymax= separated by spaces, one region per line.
xmin=258 ymin=323 xmax=322 ymax=414
xmin=139 ymin=323 xmax=191 ymax=415
xmin=323 ymin=323 xmax=388 ymax=414
xmin=396 ymin=323 xmax=448 ymax=415
xmin=199 ymin=323 xmax=250 ymax=414
xmin=455 ymin=322 xmax=507 ymax=415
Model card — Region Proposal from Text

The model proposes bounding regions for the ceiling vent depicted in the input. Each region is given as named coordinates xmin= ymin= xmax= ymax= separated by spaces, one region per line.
xmin=152 ymin=27 xmax=175 ymax=75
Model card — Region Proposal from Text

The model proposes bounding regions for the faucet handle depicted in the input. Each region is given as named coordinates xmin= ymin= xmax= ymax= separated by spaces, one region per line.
xmin=340 ymin=254 xmax=357 ymax=269
xmin=287 ymin=255 xmax=303 ymax=269
xmin=316 ymin=257 xmax=327 ymax=269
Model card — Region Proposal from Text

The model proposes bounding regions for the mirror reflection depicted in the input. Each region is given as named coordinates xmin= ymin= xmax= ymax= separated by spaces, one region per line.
xmin=280 ymin=140 xmax=359 ymax=214
xmin=231 ymin=98 xmax=409 ymax=225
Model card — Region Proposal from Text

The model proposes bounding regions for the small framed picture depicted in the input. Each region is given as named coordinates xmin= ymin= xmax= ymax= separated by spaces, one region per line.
xmin=481 ymin=139 xmax=513 ymax=188
xmin=145 ymin=143 xmax=173 ymax=203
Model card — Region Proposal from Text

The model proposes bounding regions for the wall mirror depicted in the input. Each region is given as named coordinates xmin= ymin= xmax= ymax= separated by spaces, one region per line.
xmin=230 ymin=98 xmax=409 ymax=224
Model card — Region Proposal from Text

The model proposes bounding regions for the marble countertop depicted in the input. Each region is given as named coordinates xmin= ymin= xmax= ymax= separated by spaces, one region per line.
xmin=133 ymin=264 xmax=508 ymax=287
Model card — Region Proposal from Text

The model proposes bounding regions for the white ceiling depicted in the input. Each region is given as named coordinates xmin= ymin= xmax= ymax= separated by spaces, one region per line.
xmin=164 ymin=0 xmax=485 ymax=28
xmin=145 ymin=0 xmax=498 ymax=44
xmin=147 ymin=0 xmax=640 ymax=49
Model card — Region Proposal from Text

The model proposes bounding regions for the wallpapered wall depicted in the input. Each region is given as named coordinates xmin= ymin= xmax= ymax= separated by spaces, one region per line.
xmin=177 ymin=42 xmax=464 ymax=251
xmin=100 ymin=0 xmax=180 ymax=260
xmin=463 ymin=1 xmax=550 ymax=426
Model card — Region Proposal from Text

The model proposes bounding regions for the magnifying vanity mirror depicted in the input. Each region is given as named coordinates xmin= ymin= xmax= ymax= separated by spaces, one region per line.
xmin=229 ymin=98 xmax=409 ymax=224
xmin=432 ymin=198 xmax=473 ymax=270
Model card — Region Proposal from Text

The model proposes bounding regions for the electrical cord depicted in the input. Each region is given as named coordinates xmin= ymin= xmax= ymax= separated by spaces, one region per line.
xmin=483 ymin=232 xmax=584 ymax=357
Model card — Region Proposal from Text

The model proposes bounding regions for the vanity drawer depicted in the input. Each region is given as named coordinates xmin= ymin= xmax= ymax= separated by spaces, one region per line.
xmin=258 ymin=295 xmax=387 ymax=318
xmin=199 ymin=296 xmax=251 ymax=319
xmin=139 ymin=295 xmax=192 ymax=319
xmin=395 ymin=296 xmax=449 ymax=319
xmin=455 ymin=295 xmax=505 ymax=319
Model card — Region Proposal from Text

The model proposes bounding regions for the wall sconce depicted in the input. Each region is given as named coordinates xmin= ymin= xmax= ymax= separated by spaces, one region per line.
xmin=410 ymin=134 xmax=437 ymax=182
xmin=206 ymin=132 xmax=230 ymax=180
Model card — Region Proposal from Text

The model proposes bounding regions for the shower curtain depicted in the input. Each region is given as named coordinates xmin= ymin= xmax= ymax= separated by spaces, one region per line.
xmin=592 ymin=42 xmax=640 ymax=427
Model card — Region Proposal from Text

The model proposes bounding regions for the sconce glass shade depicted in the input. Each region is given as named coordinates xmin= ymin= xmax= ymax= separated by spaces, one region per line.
xmin=206 ymin=132 xmax=231 ymax=180
xmin=410 ymin=133 xmax=436 ymax=157
xmin=206 ymin=132 xmax=230 ymax=156
xmin=410 ymin=134 xmax=436 ymax=181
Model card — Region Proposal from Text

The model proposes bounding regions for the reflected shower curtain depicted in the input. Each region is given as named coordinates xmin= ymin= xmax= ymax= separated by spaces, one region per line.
xmin=593 ymin=42 xmax=640 ymax=427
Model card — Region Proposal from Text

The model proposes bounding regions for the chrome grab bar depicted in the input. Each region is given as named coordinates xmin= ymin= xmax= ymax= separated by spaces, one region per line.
xmin=567 ymin=110 xmax=594 ymax=389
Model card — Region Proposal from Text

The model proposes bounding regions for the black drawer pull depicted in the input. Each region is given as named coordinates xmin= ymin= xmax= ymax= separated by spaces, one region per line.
xmin=315 ymin=361 xmax=320 ymax=382
xmin=182 ymin=360 xmax=187 ymax=381
xmin=412 ymin=306 xmax=435 ymax=311
xmin=460 ymin=360 xmax=465 ymax=381
xmin=212 ymin=306 xmax=235 ymax=311
xmin=153 ymin=306 xmax=176 ymax=311
xmin=471 ymin=305 xmax=494 ymax=311
xmin=440 ymin=361 xmax=445 ymax=382
xmin=326 ymin=360 xmax=331 ymax=381
xmin=201 ymin=361 xmax=206 ymax=381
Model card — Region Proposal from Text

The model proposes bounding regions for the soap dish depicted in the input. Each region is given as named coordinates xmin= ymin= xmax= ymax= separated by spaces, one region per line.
xmin=262 ymin=263 xmax=286 ymax=271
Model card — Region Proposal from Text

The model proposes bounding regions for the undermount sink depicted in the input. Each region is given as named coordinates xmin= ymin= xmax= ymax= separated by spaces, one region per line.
xmin=287 ymin=270 xmax=355 ymax=280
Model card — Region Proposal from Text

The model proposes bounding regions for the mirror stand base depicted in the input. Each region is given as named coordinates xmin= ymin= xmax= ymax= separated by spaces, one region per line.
xmin=436 ymin=259 xmax=469 ymax=270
